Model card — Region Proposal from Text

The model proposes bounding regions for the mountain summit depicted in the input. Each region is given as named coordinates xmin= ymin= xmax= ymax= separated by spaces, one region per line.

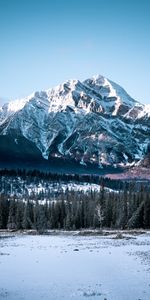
xmin=0 ymin=75 xmax=150 ymax=170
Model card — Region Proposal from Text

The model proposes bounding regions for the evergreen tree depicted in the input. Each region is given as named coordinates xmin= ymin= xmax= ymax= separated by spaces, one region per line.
xmin=7 ymin=199 xmax=17 ymax=230
xmin=22 ymin=200 xmax=33 ymax=229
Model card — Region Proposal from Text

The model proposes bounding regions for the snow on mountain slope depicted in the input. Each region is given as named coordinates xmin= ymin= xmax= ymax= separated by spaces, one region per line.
xmin=0 ymin=74 xmax=150 ymax=167
xmin=0 ymin=94 xmax=34 ymax=126
xmin=136 ymin=104 xmax=150 ymax=119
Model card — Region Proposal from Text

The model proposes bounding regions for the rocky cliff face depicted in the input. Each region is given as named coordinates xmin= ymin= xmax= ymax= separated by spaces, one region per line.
xmin=0 ymin=74 xmax=150 ymax=168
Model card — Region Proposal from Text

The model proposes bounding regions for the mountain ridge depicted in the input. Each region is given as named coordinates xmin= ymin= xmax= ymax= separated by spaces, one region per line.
xmin=0 ymin=74 xmax=150 ymax=171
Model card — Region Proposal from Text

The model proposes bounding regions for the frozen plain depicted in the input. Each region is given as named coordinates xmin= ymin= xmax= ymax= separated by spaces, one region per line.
xmin=0 ymin=232 xmax=150 ymax=300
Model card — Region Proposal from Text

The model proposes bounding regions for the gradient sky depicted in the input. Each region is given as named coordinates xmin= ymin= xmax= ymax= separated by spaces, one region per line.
xmin=0 ymin=0 xmax=150 ymax=105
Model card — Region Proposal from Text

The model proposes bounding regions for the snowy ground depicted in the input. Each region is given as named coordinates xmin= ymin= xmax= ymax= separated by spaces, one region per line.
xmin=0 ymin=232 xmax=150 ymax=300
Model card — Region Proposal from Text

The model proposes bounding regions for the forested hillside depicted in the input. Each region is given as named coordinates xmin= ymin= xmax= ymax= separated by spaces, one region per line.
xmin=0 ymin=169 xmax=150 ymax=231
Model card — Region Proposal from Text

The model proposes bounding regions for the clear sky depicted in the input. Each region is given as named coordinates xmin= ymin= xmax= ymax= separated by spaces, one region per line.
xmin=0 ymin=0 xmax=150 ymax=105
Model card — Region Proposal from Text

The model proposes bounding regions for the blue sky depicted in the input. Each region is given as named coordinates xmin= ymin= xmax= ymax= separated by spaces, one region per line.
xmin=0 ymin=0 xmax=150 ymax=104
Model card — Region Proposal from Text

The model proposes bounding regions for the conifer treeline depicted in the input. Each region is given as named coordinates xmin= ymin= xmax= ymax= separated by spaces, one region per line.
xmin=0 ymin=184 xmax=150 ymax=231
xmin=0 ymin=168 xmax=149 ymax=192
xmin=0 ymin=168 xmax=122 ymax=189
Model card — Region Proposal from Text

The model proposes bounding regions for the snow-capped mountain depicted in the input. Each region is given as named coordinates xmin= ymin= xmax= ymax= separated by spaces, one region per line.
xmin=0 ymin=74 xmax=150 ymax=170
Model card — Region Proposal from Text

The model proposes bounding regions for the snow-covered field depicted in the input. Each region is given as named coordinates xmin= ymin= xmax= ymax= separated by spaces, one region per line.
xmin=0 ymin=232 xmax=150 ymax=300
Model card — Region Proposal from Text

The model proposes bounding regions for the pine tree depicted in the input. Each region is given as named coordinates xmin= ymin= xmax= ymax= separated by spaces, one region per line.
xmin=16 ymin=201 xmax=24 ymax=229
xmin=22 ymin=200 xmax=33 ymax=229
xmin=7 ymin=199 xmax=17 ymax=230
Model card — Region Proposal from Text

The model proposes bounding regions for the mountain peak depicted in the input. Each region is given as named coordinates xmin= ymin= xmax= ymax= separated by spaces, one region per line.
xmin=84 ymin=74 xmax=136 ymax=104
